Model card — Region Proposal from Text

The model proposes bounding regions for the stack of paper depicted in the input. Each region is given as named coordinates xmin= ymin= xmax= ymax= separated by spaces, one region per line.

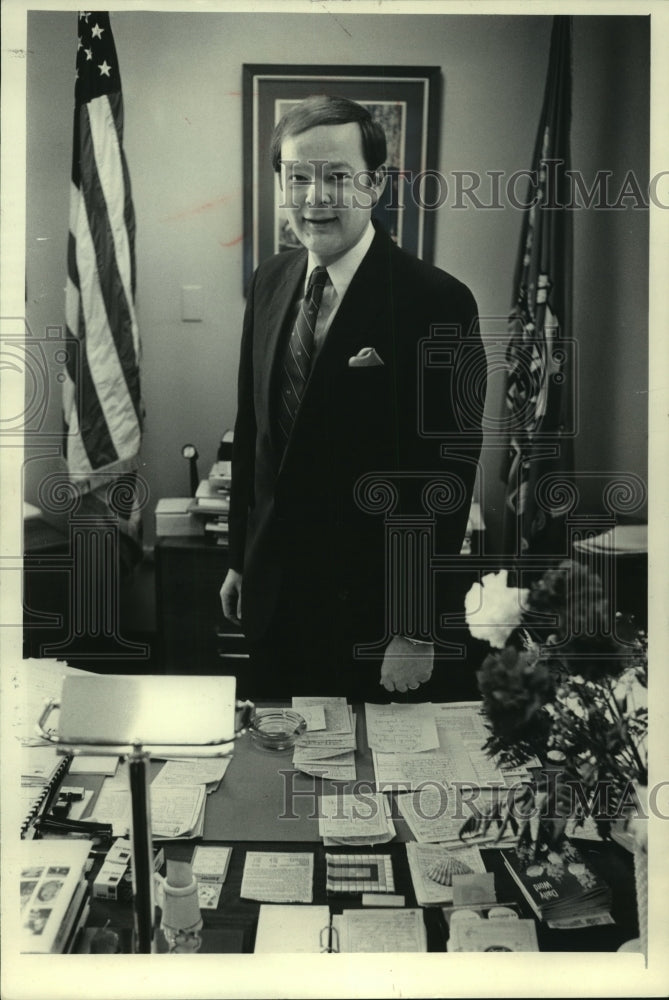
xmin=366 ymin=702 xmax=439 ymax=754
xmin=152 ymin=757 xmax=231 ymax=795
xmin=189 ymin=479 xmax=230 ymax=515
xmin=319 ymin=792 xmax=395 ymax=846
xmin=291 ymin=696 xmax=357 ymax=780
xmin=90 ymin=764 xmax=208 ymax=840
xmin=370 ymin=702 xmax=538 ymax=792
xmin=397 ymin=785 xmax=519 ymax=846
xmin=20 ymin=746 xmax=61 ymax=819
xmin=334 ymin=908 xmax=427 ymax=952
xmin=21 ymin=745 xmax=63 ymax=784
xmin=152 ymin=785 xmax=208 ymax=840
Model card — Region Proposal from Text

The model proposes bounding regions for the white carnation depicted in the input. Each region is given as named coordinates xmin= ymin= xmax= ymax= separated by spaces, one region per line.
xmin=464 ymin=570 xmax=529 ymax=649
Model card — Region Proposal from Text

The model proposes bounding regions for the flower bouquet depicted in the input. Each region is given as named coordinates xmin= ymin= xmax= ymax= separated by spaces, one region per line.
xmin=463 ymin=560 xmax=648 ymax=850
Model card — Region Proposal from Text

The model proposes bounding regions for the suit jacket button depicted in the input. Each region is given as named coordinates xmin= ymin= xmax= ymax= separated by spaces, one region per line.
xmin=337 ymin=588 xmax=349 ymax=601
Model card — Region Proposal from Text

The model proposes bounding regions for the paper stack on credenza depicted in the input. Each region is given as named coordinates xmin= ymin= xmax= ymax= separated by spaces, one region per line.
xmin=189 ymin=478 xmax=230 ymax=545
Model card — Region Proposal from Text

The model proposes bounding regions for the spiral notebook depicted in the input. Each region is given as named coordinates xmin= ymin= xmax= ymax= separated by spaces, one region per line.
xmin=20 ymin=752 xmax=73 ymax=840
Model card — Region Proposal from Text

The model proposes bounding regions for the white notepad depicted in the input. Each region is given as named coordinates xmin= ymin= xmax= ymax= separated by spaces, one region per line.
xmin=254 ymin=905 xmax=330 ymax=953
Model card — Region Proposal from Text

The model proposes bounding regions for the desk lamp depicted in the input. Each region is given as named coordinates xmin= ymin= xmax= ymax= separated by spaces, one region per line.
xmin=181 ymin=443 xmax=200 ymax=497
xmin=38 ymin=673 xmax=252 ymax=953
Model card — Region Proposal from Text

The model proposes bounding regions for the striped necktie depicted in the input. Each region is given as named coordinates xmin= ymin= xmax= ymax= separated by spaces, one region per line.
xmin=277 ymin=265 xmax=329 ymax=447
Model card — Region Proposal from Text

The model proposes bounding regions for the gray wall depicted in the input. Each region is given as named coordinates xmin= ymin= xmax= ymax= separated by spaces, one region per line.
xmin=25 ymin=11 xmax=649 ymax=549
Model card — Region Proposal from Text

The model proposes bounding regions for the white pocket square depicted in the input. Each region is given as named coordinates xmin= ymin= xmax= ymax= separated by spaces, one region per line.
xmin=348 ymin=347 xmax=384 ymax=367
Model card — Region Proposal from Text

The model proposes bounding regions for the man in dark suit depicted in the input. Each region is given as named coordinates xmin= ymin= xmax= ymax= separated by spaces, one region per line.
xmin=221 ymin=95 xmax=486 ymax=702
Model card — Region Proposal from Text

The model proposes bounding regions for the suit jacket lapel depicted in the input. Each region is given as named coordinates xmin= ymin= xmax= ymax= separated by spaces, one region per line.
xmin=278 ymin=227 xmax=395 ymax=466
xmin=265 ymin=250 xmax=307 ymax=454
xmin=309 ymin=227 xmax=393 ymax=379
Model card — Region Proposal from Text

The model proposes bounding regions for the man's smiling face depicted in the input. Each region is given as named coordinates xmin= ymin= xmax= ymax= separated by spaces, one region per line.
xmin=280 ymin=122 xmax=384 ymax=266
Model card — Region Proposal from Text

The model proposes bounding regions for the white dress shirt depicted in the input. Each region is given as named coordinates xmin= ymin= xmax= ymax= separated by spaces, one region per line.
xmin=303 ymin=222 xmax=376 ymax=355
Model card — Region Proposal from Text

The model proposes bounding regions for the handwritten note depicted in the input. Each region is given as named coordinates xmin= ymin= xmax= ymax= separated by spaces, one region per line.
xmin=432 ymin=701 xmax=486 ymax=735
xmin=152 ymin=757 xmax=231 ymax=791
xmin=335 ymin=908 xmax=427 ymax=953
xmin=397 ymin=785 xmax=467 ymax=842
xmin=368 ymin=701 xmax=537 ymax=793
xmin=293 ymin=734 xmax=356 ymax=759
xmin=151 ymin=785 xmax=205 ymax=839
xmin=372 ymin=749 xmax=463 ymax=791
xmin=397 ymin=786 xmax=518 ymax=845
xmin=319 ymin=792 xmax=394 ymax=844
xmin=295 ymin=753 xmax=357 ymax=781
xmin=298 ymin=705 xmax=326 ymax=731
xmin=292 ymin=696 xmax=352 ymax=734
xmin=90 ymin=780 xmax=131 ymax=836
xmin=91 ymin=780 xmax=206 ymax=839
xmin=365 ymin=703 xmax=439 ymax=753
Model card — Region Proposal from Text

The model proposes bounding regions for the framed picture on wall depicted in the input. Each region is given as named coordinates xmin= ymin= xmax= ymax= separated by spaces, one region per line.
xmin=242 ymin=64 xmax=442 ymax=291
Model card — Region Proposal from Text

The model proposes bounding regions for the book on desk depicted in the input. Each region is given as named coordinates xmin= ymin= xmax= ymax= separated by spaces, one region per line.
xmin=20 ymin=839 xmax=93 ymax=953
xmin=499 ymin=841 xmax=612 ymax=924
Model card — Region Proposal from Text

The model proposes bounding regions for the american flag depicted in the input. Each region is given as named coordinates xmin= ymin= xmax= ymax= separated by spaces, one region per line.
xmin=63 ymin=11 xmax=142 ymax=553
xmin=503 ymin=15 xmax=573 ymax=555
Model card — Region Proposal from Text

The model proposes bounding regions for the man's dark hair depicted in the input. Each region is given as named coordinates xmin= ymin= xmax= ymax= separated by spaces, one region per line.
xmin=270 ymin=95 xmax=387 ymax=173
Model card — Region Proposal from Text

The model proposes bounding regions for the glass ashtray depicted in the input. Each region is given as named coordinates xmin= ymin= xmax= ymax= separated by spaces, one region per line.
xmin=247 ymin=709 xmax=306 ymax=752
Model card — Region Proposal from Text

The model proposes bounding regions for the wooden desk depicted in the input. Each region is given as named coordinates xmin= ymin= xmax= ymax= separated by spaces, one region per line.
xmin=81 ymin=708 xmax=639 ymax=954
xmin=88 ymin=834 xmax=638 ymax=954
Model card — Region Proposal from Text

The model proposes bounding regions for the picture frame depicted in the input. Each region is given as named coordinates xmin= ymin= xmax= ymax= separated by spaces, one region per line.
xmin=242 ymin=64 xmax=442 ymax=291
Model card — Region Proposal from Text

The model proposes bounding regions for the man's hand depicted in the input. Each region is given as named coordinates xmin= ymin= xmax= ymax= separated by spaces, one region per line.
xmin=380 ymin=636 xmax=434 ymax=693
xmin=220 ymin=569 xmax=243 ymax=626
